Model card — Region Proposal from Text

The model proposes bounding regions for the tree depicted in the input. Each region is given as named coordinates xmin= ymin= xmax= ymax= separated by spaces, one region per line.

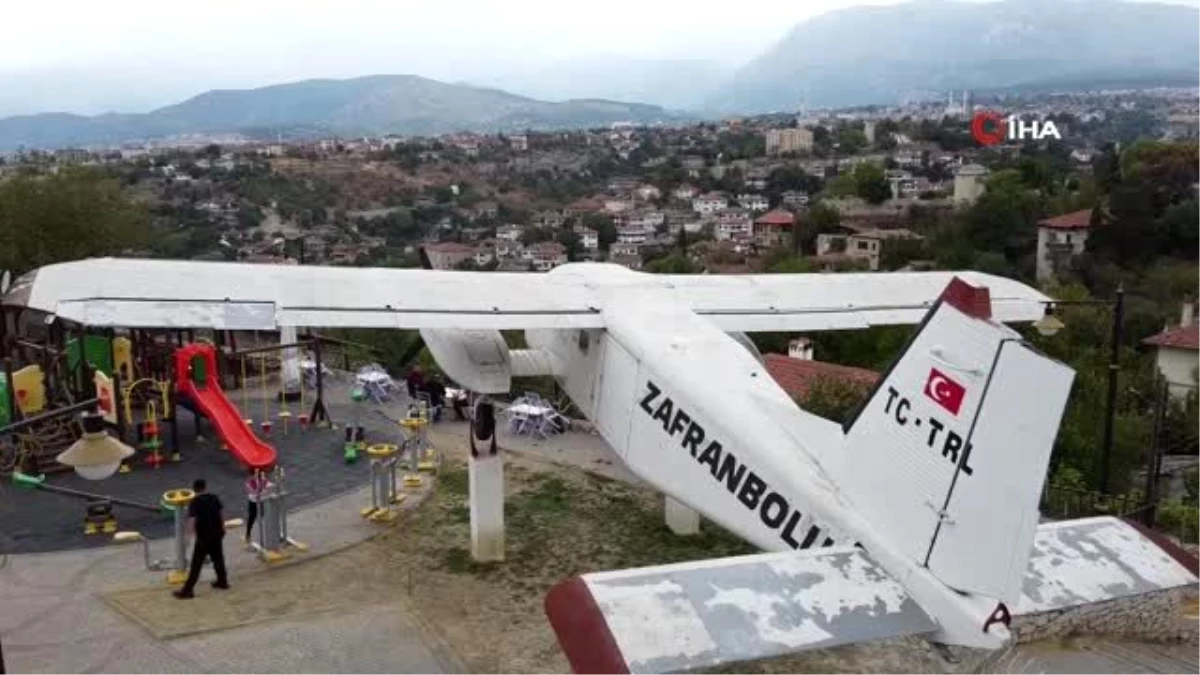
xmin=557 ymin=229 xmax=583 ymax=262
xmin=837 ymin=127 xmax=868 ymax=155
xmin=853 ymin=163 xmax=891 ymax=204
xmin=582 ymin=213 xmax=617 ymax=252
xmin=797 ymin=376 xmax=871 ymax=423
xmin=0 ymin=168 xmax=150 ymax=274
xmin=645 ymin=253 xmax=697 ymax=274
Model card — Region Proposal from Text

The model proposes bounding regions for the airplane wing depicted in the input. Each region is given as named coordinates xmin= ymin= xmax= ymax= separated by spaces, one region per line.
xmin=546 ymin=517 xmax=1197 ymax=674
xmin=545 ymin=546 xmax=937 ymax=675
xmin=3 ymin=258 xmax=1052 ymax=331
xmin=654 ymin=270 xmax=1052 ymax=329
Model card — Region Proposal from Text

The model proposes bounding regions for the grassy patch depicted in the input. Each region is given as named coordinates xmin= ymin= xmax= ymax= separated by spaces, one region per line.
xmin=418 ymin=458 xmax=754 ymax=586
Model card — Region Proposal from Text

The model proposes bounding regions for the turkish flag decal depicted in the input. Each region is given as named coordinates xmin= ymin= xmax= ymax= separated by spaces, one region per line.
xmin=924 ymin=368 xmax=966 ymax=415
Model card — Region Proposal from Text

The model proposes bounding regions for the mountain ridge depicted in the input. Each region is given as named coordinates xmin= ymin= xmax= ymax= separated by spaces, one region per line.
xmin=0 ymin=74 xmax=683 ymax=151
xmin=707 ymin=0 xmax=1200 ymax=112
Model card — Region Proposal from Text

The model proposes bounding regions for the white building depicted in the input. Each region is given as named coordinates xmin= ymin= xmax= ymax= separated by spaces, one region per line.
xmin=765 ymin=127 xmax=814 ymax=155
xmin=715 ymin=209 xmax=753 ymax=241
xmin=1035 ymin=209 xmax=1092 ymax=282
xmin=953 ymin=164 xmax=990 ymax=205
xmin=1142 ymin=303 xmax=1199 ymax=399
xmin=575 ymin=226 xmax=599 ymax=251
xmin=496 ymin=224 xmax=524 ymax=241
xmin=692 ymin=192 xmax=729 ymax=215
xmin=737 ymin=194 xmax=769 ymax=212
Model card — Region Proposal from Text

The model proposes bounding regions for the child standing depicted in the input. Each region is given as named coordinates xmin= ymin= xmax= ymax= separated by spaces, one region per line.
xmin=244 ymin=472 xmax=271 ymax=545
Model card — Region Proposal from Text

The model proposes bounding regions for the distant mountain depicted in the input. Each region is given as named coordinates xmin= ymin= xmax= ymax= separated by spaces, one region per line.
xmin=468 ymin=56 xmax=733 ymax=111
xmin=0 ymin=74 xmax=685 ymax=151
xmin=708 ymin=0 xmax=1200 ymax=113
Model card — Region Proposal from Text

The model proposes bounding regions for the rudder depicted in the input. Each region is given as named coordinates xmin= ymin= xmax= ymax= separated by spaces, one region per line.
xmin=830 ymin=278 xmax=1074 ymax=603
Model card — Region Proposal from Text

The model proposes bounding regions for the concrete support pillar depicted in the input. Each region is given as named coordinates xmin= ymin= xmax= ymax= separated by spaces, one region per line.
xmin=469 ymin=453 xmax=505 ymax=561
xmin=665 ymin=496 xmax=700 ymax=536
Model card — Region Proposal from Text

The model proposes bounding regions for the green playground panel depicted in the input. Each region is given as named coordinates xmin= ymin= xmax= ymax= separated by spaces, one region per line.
xmin=190 ymin=354 xmax=208 ymax=386
xmin=66 ymin=335 xmax=115 ymax=376
xmin=0 ymin=373 xmax=9 ymax=427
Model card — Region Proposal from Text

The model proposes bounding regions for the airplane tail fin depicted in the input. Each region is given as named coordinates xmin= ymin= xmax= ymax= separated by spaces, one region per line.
xmin=832 ymin=277 xmax=1075 ymax=604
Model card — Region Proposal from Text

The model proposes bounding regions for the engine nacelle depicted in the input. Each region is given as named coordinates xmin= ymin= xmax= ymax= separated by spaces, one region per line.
xmin=420 ymin=329 xmax=512 ymax=394
xmin=420 ymin=329 xmax=560 ymax=394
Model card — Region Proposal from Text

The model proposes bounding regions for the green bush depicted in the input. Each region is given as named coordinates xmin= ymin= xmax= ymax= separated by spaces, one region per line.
xmin=1156 ymin=499 xmax=1199 ymax=544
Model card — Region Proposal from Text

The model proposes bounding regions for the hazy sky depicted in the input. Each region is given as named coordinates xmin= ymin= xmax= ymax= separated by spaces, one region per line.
xmin=2 ymin=0 xmax=1198 ymax=116
xmin=0 ymin=0 xmax=914 ymax=115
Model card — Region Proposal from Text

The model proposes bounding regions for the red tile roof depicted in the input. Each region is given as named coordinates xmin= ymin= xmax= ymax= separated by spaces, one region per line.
xmin=755 ymin=209 xmax=796 ymax=227
xmin=1142 ymin=324 xmax=1200 ymax=351
xmin=763 ymin=353 xmax=880 ymax=399
xmin=1038 ymin=209 xmax=1094 ymax=230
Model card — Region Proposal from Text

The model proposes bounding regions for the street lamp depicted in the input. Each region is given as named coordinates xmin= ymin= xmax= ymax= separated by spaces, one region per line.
xmin=1033 ymin=284 xmax=1125 ymax=495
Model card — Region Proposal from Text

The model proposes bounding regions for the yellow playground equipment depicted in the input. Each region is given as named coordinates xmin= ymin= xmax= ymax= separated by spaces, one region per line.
xmin=239 ymin=349 xmax=309 ymax=437
xmin=12 ymin=364 xmax=47 ymax=416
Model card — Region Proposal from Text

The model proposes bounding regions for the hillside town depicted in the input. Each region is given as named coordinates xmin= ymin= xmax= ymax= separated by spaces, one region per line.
xmin=1 ymin=87 xmax=1196 ymax=278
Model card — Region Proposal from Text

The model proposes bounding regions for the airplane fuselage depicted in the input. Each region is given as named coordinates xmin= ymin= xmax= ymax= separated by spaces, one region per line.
xmin=525 ymin=289 xmax=1012 ymax=649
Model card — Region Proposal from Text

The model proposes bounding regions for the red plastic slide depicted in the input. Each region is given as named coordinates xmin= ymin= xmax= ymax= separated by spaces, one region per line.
xmin=174 ymin=343 xmax=277 ymax=471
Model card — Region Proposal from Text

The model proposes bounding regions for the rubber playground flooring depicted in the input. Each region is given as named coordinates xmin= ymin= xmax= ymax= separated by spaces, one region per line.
xmin=0 ymin=401 xmax=393 ymax=554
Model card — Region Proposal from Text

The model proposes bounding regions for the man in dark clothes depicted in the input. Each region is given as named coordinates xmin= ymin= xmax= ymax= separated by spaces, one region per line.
xmin=427 ymin=374 xmax=446 ymax=422
xmin=405 ymin=366 xmax=425 ymax=399
xmin=174 ymin=478 xmax=229 ymax=598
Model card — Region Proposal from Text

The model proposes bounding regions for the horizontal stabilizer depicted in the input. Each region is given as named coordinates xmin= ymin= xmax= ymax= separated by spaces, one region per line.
xmin=545 ymin=548 xmax=935 ymax=674
xmin=1016 ymin=517 xmax=1198 ymax=616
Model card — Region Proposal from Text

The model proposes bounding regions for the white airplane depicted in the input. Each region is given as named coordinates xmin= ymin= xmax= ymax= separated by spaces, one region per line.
xmin=6 ymin=258 xmax=1195 ymax=673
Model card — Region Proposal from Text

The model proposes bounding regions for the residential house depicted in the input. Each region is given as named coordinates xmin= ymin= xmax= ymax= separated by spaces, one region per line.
xmin=636 ymin=184 xmax=662 ymax=201
xmin=953 ymin=164 xmax=989 ymax=205
xmin=509 ymin=134 xmax=529 ymax=151
xmin=423 ymin=242 xmax=476 ymax=270
xmin=1035 ymin=209 xmax=1093 ymax=282
xmin=575 ymin=226 xmax=600 ymax=251
xmin=608 ymin=177 xmax=639 ymax=193
xmin=738 ymin=193 xmax=769 ymax=212
xmin=495 ymin=239 xmax=521 ymax=259
xmin=664 ymin=209 xmax=704 ymax=235
xmin=681 ymin=156 xmax=707 ymax=178
xmin=536 ymin=209 xmax=566 ymax=229
xmin=894 ymin=149 xmax=923 ymax=168
xmin=609 ymin=253 xmax=644 ymax=271
xmin=781 ymin=190 xmax=810 ymax=209
xmin=617 ymin=224 xmax=651 ymax=245
xmin=715 ymin=209 xmax=753 ymax=242
xmin=672 ymin=184 xmax=699 ymax=201
xmin=692 ymin=192 xmax=729 ymax=215
xmin=753 ymin=209 xmax=796 ymax=248
xmin=328 ymin=243 xmax=360 ymax=266
xmin=763 ymin=348 xmax=879 ymax=400
xmin=530 ymin=241 xmax=568 ymax=272
xmin=471 ymin=201 xmax=499 ymax=220
xmin=473 ymin=240 xmax=497 ymax=266
xmin=744 ymin=168 xmax=770 ymax=191
xmin=816 ymin=228 xmax=922 ymax=271
xmin=496 ymin=224 xmax=525 ymax=241
xmin=1142 ymin=302 xmax=1200 ymax=399
xmin=618 ymin=210 xmax=665 ymax=231
xmin=611 ymin=242 xmax=642 ymax=258
xmin=460 ymin=226 xmax=491 ymax=242
xmin=765 ymin=127 xmax=814 ymax=155
xmin=604 ymin=198 xmax=636 ymax=214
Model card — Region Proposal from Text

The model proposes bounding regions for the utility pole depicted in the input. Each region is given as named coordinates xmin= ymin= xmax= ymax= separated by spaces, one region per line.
xmin=1143 ymin=377 xmax=1169 ymax=526
xmin=1099 ymin=283 xmax=1124 ymax=495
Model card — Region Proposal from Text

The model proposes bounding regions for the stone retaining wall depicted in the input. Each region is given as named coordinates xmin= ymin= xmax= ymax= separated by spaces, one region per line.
xmin=1014 ymin=586 xmax=1197 ymax=644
